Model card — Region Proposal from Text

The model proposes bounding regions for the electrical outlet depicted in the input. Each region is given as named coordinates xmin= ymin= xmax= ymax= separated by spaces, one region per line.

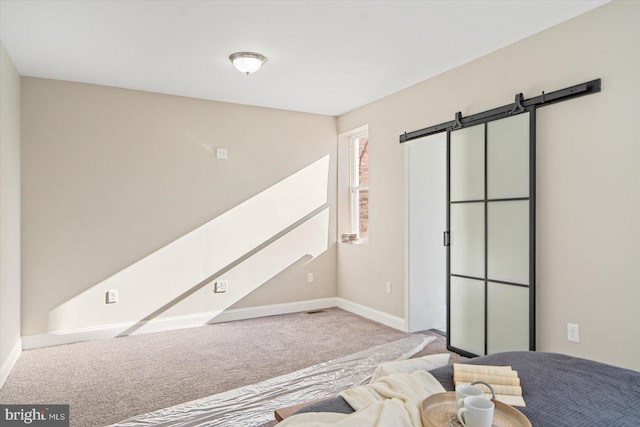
xmin=307 ymin=273 xmax=314 ymax=283
xmin=216 ymin=148 xmax=228 ymax=160
xmin=106 ymin=290 xmax=118 ymax=304
xmin=385 ymin=281 xmax=392 ymax=294
xmin=214 ymin=281 xmax=228 ymax=293
xmin=567 ymin=323 xmax=580 ymax=343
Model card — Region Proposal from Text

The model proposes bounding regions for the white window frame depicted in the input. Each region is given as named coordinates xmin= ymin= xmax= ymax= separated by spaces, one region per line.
xmin=349 ymin=130 xmax=369 ymax=241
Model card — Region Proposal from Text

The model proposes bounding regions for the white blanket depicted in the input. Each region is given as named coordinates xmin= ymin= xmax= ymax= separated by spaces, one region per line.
xmin=277 ymin=354 xmax=449 ymax=427
xmin=371 ymin=353 xmax=450 ymax=383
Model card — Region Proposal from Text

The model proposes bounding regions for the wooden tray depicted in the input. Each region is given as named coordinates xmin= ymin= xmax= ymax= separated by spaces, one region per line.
xmin=421 ymin=392 xmax=531 ymax=427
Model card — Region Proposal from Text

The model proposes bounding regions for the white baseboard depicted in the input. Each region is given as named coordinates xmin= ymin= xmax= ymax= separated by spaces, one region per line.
xmin=21 ymin=297 xmax=407 ymax=350
xmin=0 ymin=338 xmax=22 ymax=389
xmin=211 ymin=298 xmax=338 ymax=323
xmin=22 ymin=298 xmax=339 ymax=349
xmin=335 ymin=297 xmax=406 ymax=331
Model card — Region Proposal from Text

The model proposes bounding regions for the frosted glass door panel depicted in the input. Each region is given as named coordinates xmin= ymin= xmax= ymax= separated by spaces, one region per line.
xmin=487 ymin=282 xmax=529 ymax=353
xmin=450 ymin=124 xmax=485 ymax=201
xmin=450 ymin=277 xmax=485 ymax=356
xmin=487 ymin=201 xmax=529 ymax=284
xmin=487 ymin=113 xmax=530 ymax=199
xmin=447 ymin=110 xmax=534 ymax=358
xmin=451 ymin=203 xmax=485 ymax=278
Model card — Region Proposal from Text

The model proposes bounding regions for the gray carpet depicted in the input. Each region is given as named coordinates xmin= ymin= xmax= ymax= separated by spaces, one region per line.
xmin=0 ymin=308 xmax=464 ymax=426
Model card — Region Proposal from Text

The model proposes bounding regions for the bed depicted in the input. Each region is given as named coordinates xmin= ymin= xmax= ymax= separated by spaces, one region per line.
xmin=290 ymin=351 xmax=640 ymax=426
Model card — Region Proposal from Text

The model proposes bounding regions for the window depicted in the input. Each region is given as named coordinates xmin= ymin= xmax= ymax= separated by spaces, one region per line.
xmin=350 ymin=131 xmax=369 ymax=243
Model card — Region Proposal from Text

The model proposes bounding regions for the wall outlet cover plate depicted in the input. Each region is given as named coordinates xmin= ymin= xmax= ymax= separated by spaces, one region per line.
xmin=214 ymin=281 xmax=228 ymax=293
xmin=106 ymin=290 xmax=118 ymax=304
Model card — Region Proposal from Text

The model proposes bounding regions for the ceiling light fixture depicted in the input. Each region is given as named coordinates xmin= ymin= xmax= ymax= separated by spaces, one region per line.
xmin=229 ymin=52 xmax=267 ymax=75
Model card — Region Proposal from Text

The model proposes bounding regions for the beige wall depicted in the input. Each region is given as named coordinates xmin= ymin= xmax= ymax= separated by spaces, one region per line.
xmin=0 ymin=43 xmax=22 ymax=386
xmin=12 ymin=1 xmax=639 ymax=370
xmin=21 ymin=78 xmax=337 ymax=336
xmin=337 ymin=1 xmax=639 ymax=370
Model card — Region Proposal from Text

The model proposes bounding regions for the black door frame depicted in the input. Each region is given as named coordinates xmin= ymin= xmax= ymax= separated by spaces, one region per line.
xmin=399 ymin=79 xmax=601 ymax=358
xmin=446 ymin=108 xmax=535 ymax=358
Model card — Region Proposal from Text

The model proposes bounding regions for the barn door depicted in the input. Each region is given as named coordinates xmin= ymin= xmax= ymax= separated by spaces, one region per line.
xmin=447 ymin=110 xmax=535 ymax=357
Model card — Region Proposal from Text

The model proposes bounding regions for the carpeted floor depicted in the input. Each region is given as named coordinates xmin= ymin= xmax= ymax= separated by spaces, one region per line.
xmin=0 ymin=308 xmax=464 ymax=426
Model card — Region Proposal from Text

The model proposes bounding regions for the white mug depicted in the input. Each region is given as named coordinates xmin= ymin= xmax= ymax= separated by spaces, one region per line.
xmin=457 ymin=396 xmax=495 ymax=427
xmin=455 ymin=384 xmax=484 ymax=409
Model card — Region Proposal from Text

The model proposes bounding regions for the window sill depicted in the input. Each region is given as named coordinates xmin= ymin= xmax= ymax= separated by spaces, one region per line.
xmin=341 ymin=238 xmax=368 ymax=246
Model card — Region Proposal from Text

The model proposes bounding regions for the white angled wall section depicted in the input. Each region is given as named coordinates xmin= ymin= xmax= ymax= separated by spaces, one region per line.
xmin=406 ymin=134 xmax=447 ymax=332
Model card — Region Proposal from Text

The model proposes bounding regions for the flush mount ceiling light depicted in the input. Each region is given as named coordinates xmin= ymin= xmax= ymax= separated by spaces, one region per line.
xmin=229 ymin=52 xmax=267 ymax=75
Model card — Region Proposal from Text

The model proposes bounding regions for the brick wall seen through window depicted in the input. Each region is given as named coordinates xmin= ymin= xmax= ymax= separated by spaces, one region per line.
xmin=357 ymin=136 xmax=369 ymax=240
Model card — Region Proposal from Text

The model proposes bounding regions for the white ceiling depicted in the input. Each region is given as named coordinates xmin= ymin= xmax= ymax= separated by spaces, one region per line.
xmin=0 ymin=0 xmax=608 ymax=116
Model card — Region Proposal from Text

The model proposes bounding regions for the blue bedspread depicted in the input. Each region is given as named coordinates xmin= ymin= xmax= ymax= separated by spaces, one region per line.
xmin=294 ymin=351 xmax=640 ymax=427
